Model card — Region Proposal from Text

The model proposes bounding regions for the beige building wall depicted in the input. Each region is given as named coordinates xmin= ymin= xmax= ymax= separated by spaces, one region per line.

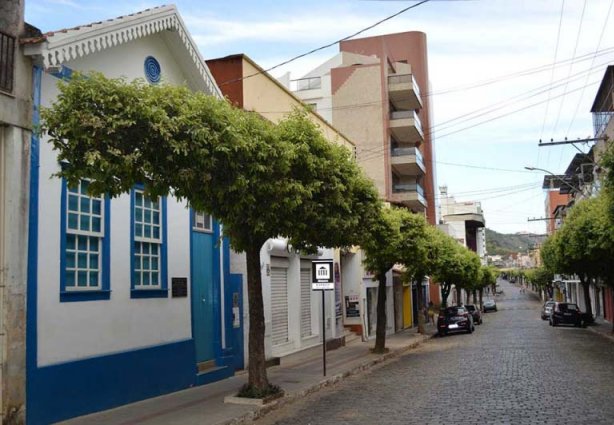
xmin=241 ymin=59 xmax=354 ymax=151
xmin=332 ymin=64 xmax=386 ymax=197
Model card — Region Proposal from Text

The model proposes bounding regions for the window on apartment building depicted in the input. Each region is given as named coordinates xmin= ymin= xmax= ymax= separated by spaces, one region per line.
xmin=0 ymin=31 xmax=16 ymax=93
xmin=131 ymin=188 xmax=168 ymax=298
xmin=61 ymin=180 xmax=110 ymax=302
xmin=193 ymin=210 xmax=212 ymax=232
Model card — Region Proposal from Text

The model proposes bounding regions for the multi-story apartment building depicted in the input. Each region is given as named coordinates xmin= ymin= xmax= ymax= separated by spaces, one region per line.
xmin=290 ymin=31 xmax=435 ymax=224
xmin=289 ymin=31 xmax=437 ymax=317
xmin=438 ymin=186 xmax=486 ymax=263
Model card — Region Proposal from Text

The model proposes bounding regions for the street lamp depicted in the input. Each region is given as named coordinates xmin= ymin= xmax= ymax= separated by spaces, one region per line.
xmin=524 ymin=166 xmax=582 ymax=194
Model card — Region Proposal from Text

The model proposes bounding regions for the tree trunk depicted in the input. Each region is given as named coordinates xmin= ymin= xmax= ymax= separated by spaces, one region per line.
xmin=581 ymin=275 xmax=593 ymax=322
xmin=245 ymin=242 xmax=269 ymax=390
xmin=479 ymin=288 xmax=483 ymax=311
xmin=455 ymin=286 xmax=462 ymax=306
xmin=473 ymin=290 xmax=477 ymax=305
xmin=611 ymin=288 xmax=614 ymax=333
xmin=416 ymin=278 xmax=425 ymax=334
xmin=373 ymin=272 xmax=388 ymax=353
xmin=441 ymin=283 xmax=450 ymax=307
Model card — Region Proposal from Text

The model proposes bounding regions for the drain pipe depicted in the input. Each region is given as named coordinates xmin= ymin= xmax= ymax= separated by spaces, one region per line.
xmin=220 ymin=224 xmax=226 ymax=350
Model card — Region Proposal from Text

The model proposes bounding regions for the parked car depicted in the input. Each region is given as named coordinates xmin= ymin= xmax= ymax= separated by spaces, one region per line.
xmin=437 ymin=306 xmax=474 ymax=336
xmin=549 ymin=302 xmax=586 ymax=327
xmin=541 ymin=300 xmax=555 ymax=320
xmin=465 ymin=304 xmax=482 ymax=325
xmin=483 ymin=299 xmax=497 ymax=312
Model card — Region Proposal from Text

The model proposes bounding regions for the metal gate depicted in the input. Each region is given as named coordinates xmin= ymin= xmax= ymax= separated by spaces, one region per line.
xmin=270 ymin=267 xmax=289 ymax=346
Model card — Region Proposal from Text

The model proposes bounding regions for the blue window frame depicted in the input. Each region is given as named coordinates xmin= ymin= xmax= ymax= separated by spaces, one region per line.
xmin=60 ymin=179 xmax=111 ymax=302
xmin=131 ymin=187 xmax=168 ymax=298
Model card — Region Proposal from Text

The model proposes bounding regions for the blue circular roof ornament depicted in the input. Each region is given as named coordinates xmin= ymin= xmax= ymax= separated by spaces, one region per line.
xmin=144 ymin=56 xmax=161 ymax=84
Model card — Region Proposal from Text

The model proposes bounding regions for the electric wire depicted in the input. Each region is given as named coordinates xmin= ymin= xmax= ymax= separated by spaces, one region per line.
xmin=554 ymin=0 xmax=587 ymax=171
xmin=218 ymin=0 xmax=431 ymax=87
xmin=565 ymin=0 xmax=614 ymax=136
xmin=539 ymin=0 xmax=566 ymax=142
xmin=357 ymin=78 xmax=601 ymax=164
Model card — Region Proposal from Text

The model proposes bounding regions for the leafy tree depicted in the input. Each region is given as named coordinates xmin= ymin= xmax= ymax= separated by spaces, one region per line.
xmin=41 ymin=73 xmax=381 ymax=393
xmin=554 ymin=196 xmax=614 ymax=321
xmin=525 ymin=267 xmax=554 ymax=299
xmin=476 ymin=266 xmax=497 ymax=309
xmin=362 ymin=207 xmax=426 ymax=353
xmin=454 ymin=249 xmax=481 ymax=307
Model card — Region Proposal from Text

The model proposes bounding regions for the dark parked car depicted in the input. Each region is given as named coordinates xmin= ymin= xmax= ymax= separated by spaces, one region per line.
xmin=437 ymin=306 xmax=474 ymax=336
xmin=541 ymin=300 xmax=555 ymax=320
xmin=465 ymin=304 xmax=482 ymax=325
xmin=549 ymin=302 xmax=586 ymax=327
xmin=483 ymin=299 xmax=497 ymax=312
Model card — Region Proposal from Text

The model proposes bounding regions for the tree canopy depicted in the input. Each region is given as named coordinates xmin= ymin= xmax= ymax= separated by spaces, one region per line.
xmin=41 ymin=72 xmax=382 ymax=393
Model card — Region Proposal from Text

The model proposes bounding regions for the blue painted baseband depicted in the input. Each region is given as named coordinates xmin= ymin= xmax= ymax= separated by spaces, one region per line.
xmin=27 ymin=339 xmax=195 ymax=425
xmin=195 ymin=365 xmax=234 ymax=386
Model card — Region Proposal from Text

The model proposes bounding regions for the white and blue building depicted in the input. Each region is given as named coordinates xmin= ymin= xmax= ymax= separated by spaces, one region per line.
xmin=21 ymin=6 xmax=244 ymax=424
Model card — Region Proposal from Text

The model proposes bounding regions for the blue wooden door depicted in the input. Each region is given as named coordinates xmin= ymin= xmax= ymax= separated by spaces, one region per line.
xmin=191 ymin=222 xmax=216 ymax=363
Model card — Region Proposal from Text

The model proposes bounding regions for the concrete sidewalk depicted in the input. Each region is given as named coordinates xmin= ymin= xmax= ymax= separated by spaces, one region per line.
xmin=59 ymin=326 xmax=436 ymax=425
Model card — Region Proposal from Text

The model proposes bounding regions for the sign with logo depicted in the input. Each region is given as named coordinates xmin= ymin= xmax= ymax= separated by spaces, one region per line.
xmin=312 ymin=260 xmax=334 ymax=290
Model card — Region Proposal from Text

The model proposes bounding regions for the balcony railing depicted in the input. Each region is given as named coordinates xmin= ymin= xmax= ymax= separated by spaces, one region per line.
xmin=391 ymin=146 xmax=425 ymax=171
xmin=392 ymin=183 xmax=425 ymax=197
xmin=390 ymin=110 xmax=423 ymax=134
xmin=391 ymin=146 xmax=422 ymax=159
xmin=291 ymin=76 xmax=322 ymax=91
xmin=388 ymin=73 xmax=421 ymax=99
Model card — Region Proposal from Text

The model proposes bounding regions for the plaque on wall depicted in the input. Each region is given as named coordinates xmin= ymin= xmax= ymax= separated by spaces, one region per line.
xmin=172 ymin=277 xmax=188 ymax=298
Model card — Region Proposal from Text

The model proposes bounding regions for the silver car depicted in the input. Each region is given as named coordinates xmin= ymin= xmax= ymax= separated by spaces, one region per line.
xmin=541 ymin=301 xmax=555 ymax=320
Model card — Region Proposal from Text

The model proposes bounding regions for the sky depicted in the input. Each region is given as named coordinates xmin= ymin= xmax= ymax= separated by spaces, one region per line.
xmin=25 ymin=0 xmax=614 ymax=235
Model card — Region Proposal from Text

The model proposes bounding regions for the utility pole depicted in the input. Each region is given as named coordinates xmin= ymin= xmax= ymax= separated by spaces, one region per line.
xmin=538 ymin=137 xmax=604 ymax=147
xmin=527 ymin=217 xmax=555 ymax=222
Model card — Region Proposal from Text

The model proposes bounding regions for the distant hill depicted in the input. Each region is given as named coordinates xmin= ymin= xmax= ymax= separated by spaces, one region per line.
xmin=485 ymin=228 xmax=546 ymax=256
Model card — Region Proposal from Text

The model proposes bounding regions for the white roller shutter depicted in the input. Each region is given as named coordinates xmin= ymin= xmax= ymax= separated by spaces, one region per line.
xmin=270 ymin=267 xmax=289 ymax=346
xmin=300 ymin=268 xmax=312 ymax=338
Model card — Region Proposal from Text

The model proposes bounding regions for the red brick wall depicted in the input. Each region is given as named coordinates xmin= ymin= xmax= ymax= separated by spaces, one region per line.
xmin=205 ymin=55 xmax=244 ymax=108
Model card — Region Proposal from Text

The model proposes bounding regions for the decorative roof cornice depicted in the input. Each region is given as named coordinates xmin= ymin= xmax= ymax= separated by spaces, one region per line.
xmin=22 ymin=5 xmax=222 ymax=97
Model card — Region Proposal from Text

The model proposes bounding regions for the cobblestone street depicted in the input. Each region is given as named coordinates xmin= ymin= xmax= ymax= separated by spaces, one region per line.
xmin=260 ymin=279 xmax=614 ymax=425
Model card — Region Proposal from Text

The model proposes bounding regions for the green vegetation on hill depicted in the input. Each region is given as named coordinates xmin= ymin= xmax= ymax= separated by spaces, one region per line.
xmin=485 ymin=228 xmax=545 ymax=256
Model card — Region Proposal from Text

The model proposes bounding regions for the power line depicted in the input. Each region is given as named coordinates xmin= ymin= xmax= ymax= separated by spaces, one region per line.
xmin=565 ymin=0 xmax=614 ymax=136
xmin=218 ymin=0 xmax=431 ymax=86
xmin=554 ymin=0 xmax=587 ymax=170
xmin=287 ymin=55 xmax=609 ymax=131
xmin=539 ymin=0 xmax=566 ymax=141
xmin=357 ymin=77 xmax=601 ymax=163
xmin=553 ymin=0 xmax=587 ymax=136
xmin=421 ymin=46 xmax=614 ymax=98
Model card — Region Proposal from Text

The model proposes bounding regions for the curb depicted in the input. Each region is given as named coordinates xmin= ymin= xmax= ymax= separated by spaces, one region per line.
xmin=586 ymin=325 xmax=614 ymax=343
xmin=219 ymin=332 xmax=435 ymax=425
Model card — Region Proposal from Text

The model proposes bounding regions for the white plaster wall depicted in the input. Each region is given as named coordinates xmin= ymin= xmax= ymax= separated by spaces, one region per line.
xmin=260 ymin=239 xmax=336 ymax=358
xmin=36 ymin=35 xmax=200 ymax=366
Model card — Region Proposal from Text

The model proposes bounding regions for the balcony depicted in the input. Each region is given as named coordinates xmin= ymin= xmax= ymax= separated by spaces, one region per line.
xmin=388 ymin=73 xmax=422 ymax=111
xmin=389 ymin=110 xmax=424 ymax=145
xmin=390 ymin=147 xmax=426 ymax=176
xmin=390 ymin=183 xmax=427 ymax=210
